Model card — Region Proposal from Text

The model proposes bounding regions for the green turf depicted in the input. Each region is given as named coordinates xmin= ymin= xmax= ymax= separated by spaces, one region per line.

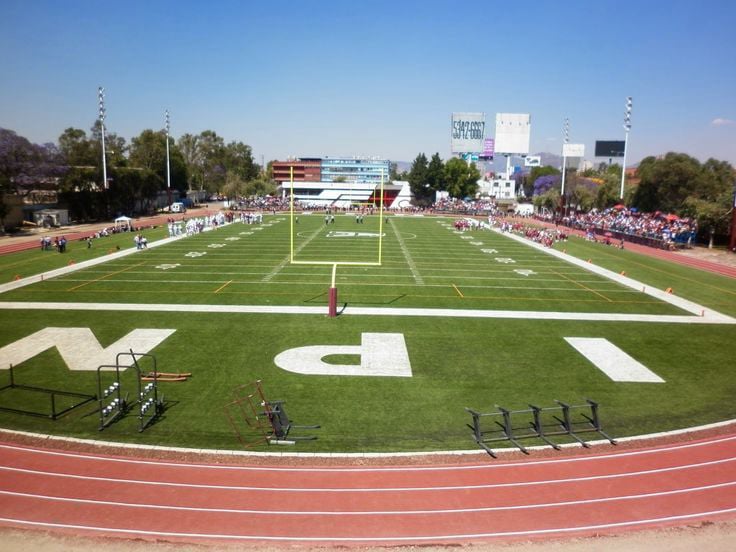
xmin=0 ymin=214 xmax=734 ymax=453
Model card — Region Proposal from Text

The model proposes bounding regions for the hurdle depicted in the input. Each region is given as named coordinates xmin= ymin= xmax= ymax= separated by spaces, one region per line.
xmin=225 ymin=380 xmax=319 ymax=447
xmin=263 ymin=399 xmax=320 ymax=443
xmin=466 ymin=399 xmax=616 ymax=457
xmin=0 ymin=363 xmax=96 ymax=420
xmin=224 ymin=380 xmax=274 ymax=448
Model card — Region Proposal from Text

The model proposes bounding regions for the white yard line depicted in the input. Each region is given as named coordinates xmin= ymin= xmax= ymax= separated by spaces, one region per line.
xmin=388 ymin=218 xmax=424 ymax=285
xmin=261 ymin=225 xmax=323 ymax=282
xmin=0 ymin=301 xmax=733 ymax=324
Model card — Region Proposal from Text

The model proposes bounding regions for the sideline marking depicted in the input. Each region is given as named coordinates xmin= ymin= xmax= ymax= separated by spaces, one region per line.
xmin=564 ymin=337 xmax=665 ymax=383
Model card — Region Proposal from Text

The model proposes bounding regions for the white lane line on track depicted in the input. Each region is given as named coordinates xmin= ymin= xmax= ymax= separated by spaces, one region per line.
xmin=2 ymin=433 xmax=736 ymax=470
xmin=1 ymin=480 xmax=734 ymax=515
xmin=1 ymin=456 xmax=733 ymax=492
xmin=1 ymin=507 xmax=736 ymax=542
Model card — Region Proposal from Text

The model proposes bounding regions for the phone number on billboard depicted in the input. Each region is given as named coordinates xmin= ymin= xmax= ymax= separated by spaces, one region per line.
xmin=452 ymin=121 xmax=485 ymax=140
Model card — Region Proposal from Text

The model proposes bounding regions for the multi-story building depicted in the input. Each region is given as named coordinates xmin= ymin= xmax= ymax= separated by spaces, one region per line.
xmin=320 ymin=157 xmax=390 ymax=184
xmin=273 ymin=156 xmax=406 ymax=208
xmin=271 ymin=159 xmax=321 ymax=182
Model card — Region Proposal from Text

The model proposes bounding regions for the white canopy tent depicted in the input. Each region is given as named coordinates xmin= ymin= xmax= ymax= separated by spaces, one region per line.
xmin=114 ymin=216 xmax=133 ymax=231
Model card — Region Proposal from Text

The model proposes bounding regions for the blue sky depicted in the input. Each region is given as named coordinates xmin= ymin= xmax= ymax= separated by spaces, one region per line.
xmin=1 ymin=0 xmax=735 ymax=166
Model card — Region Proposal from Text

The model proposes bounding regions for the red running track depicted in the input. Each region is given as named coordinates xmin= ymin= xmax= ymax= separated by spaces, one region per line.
xmin=0 ymin=435 xmax=735 ymax=546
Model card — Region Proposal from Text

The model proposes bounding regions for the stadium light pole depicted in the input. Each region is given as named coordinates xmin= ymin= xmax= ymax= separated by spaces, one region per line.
xmin=619 ymin=96 xmax=633 ymax=199
xmin=560 ymin=118 xmax=570 ymax=218
xmin=730 ymin=183 xmax=736 ymax=253
xmin=98 ymin=87 xmax=108 ymax=190
xmin=165 ymin=109 xmax=172 ymax=210
xmin=561 ymin=118 xmax=570 ymax=196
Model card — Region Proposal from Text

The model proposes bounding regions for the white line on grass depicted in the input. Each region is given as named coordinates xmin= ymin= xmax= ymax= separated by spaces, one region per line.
xmin=388 ymin=219 xmax=423 ymax=285
xmin=261 ymin=225 xmax=323 ymax=282
xmin=493 ymin=229 xmax=733 ymax=320
xmin=0 ymin=301 xmax=733 ymax=324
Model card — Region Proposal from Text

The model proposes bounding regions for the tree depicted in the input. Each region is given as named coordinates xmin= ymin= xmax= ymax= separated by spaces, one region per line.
xmin=389 ymin=162 xmax=400 ymax=181
xmin=528 ymin=166 xmax=560 ymax=198
xmin=89 ymin=120 xmax=127 ymax=168
xmin=244 ymin=178 xmax=277 ymax=197
xmin=196 ymin=130 xmax=227 ymax=192
xmin=0 ymin=129 xmax=65 ymax=210
xmin=129 ymin=130 xmax=167 ymax=172
xmin=223 ymin=140 xmax=259 ymax=182
xmin=533 ymin=174 xmax=561 ymax=196
xmin=443 ymin=158 xmax=479 ymax=199
xmin=682 ymin=195 xmax=731 ymax=248
xmin=594 ymin=173 xmax=622 ymax=210
xmin=426 ymin=153 xmax=445 ymax=193
xmin=533 ymin=187 xmax=561 ymax=214
xmin=407 ymin=153 xmax=429 ymax=205
xmin=58 ymin=127 xmax=96 ymax=166
xmin=129 ymin=129 xmax=187 ymax=193
xmin=222 ymin=173 xmax=247 ymax=200
xmin=178 ymin=133 xmax=202 ymax=190
xmin=632 ymin=153 xmax=701 ymax=213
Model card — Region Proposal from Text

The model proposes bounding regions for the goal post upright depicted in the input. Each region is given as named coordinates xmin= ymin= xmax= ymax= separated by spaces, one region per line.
xmin=287 ymin=165 xmax=385 ymax=318
xmin=289 ymin=166 xmax=294 ymax=263
xmin=378 ymin=168 xmax=385 ymax=265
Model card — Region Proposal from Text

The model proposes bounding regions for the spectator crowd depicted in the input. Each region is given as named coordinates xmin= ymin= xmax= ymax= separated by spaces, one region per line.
xmin=537 ymin=207 xmax=697 ymax=248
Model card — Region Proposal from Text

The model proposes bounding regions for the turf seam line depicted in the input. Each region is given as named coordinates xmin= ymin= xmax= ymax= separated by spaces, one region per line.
xmin=388 ymin=219 xmax=424 ymax=285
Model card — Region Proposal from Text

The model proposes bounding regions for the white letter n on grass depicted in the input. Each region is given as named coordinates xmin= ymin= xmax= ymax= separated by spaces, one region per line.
xmin=274 ymin=333 xmax=412 ymax=377
xmin=0 ymin=327 xmax=176 ymax=372
xmin=564 ymin=337 xmax=665 ymax=383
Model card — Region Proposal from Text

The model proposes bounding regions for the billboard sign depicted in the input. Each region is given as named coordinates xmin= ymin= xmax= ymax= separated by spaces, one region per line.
xmin=595 ymin=140 xmax=625 ymax=157
xmin=480 ymin=138 xmax=495 ymax=159
xmin=562 ymin=143 xmax=585 ymax=157
xmin=524 ymin=155 xmax=541 ymax=167
xmin=451 ymin=112 xmax=486 ymax=153
xmin=495 ymin=113 xmax=531 ymax=154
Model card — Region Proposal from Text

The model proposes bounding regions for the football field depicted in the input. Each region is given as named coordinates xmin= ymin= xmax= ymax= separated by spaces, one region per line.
xmin=0 ymin=214 xmax=735 ymax=453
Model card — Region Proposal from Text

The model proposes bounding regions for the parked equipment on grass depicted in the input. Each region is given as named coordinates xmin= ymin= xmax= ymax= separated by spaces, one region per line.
xmin=97 ymin=350 xmax=171 ymax=432
xmin=224 ymin=380 xmax=319 ymax=447
xmin=0 ymin=363 xmax=96 ymax=420
xmin=466 ymin=399 xmax=616 ymax=457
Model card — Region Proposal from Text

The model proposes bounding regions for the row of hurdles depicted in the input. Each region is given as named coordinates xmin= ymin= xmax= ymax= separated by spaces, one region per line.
xmin=466 ymin=399 xmax=616 ymax=457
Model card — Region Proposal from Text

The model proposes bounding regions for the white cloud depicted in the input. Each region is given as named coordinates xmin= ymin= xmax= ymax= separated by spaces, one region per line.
xmin=711 ymin=118 xmax=735 ymax=126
